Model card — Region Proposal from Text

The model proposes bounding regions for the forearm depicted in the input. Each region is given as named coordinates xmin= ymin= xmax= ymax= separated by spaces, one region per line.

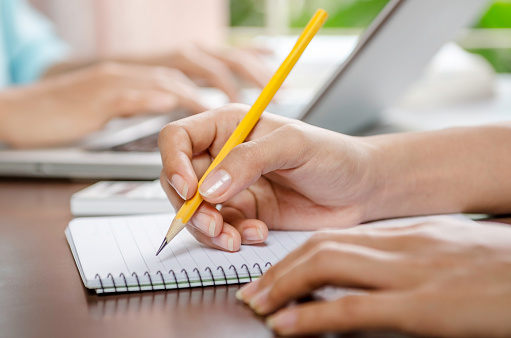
xmin=365 ymin=123 xmax=511 ymax=220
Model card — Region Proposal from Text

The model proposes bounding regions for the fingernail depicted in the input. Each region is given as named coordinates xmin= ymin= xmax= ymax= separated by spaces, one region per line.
xmin=191 ymin=212 xmax=215 ymax=236
xmin=266 ymin=310 xmax=298 ymax=335
xmin=199 ymin=169 xmax=232 ymax=198
xmin=211 ymin=233 xmax=235 ymax=251
xmin=242 ymin=227 xmax=264 ymax=242
xmin=249 ymin=286 xmax=271 ymax=314
xmin=236 ymin=278 xmax=261 ymax=303
xmin=170 ymin=174 xmax=188 ymax=200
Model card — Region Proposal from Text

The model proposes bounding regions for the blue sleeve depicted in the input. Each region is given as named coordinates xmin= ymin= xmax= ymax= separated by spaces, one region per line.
xmin=1 ymin=0 xmax=70 ymax=84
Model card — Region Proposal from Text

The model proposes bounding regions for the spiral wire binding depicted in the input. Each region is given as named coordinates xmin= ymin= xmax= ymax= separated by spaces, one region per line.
xmin=157 ymin=271 xmax=166 ymax=290
xmin=205 ymin=267 xmax=214 ymax=286
xmin=120 ymin=273 xmax=128 ymax=290
xmin=193 ymin=268 xmax=204 ymax=286
xmin=253 ymin=263 xmax=263 ymax=275
xmin=106 ymin=273 xmax=117 ymax=293
xmin=132 ymin=272 xmax=142 ymax=291
xmin=229 ymin=265 xmax=240 ymax=284
xmin=181 ymin=269 xmax=191 ymax=288
xmin=144 ymin=271 xmax=155 ymax=291
xmin=240 ymin=264 xmax=252 ymax=282
xmin=217 ymin=266 xmax=228 ymax=285
xmin=94 ymin=262 xmax=271 ymax=293
xmin=170 ymin=269 xmax=179 ymax=289
xmin=95 ymin=273 xmax=104 ymax=293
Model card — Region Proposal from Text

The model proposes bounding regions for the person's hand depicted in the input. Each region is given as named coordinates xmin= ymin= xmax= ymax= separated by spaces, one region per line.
xmin=149 ymin=44 xmax=273 ymax=101
xmin=236 ymin=220 xmax=511 ymax=337
xmin=0 ymin=62 xmax=208 ymax=148
xmin=158 ymin=104 xmax=380 ymax=252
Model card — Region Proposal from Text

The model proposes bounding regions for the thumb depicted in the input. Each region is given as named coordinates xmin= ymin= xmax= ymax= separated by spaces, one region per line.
xmin=198 ymin=124 xmax=311 ymax=204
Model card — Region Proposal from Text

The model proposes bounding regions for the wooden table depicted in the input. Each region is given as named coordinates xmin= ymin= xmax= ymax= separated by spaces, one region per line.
xmin=1 ymin=178 xmax=509 ymax=338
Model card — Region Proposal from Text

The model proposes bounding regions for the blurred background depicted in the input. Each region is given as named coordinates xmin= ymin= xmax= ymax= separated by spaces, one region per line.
xmin=31 ymin=0 xmax=511 ymax=74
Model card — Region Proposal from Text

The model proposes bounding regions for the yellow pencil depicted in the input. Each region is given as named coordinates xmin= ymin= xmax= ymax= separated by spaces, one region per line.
xmin=156 ymin=9 xmax=328 ymax=256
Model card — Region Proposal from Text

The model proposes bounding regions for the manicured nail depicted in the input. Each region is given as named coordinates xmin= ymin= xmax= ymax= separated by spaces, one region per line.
xmin=199 ymin=169 xmax=232 ymax=198
xmin=266 ymin=310 xmax=298 ymax=335
xmin=191 ymin=212 xmax=215 ymax=236
xmin=242 ymin=227 xmax=264 ymax=242
xmin=211 ymin=233 xmax=235 ymax=251
xmin=249 ymin=286 xmax=271 ymax=314
xmin=236 ymin=278 xmax=261 ymax=303
xmin=170 ymin=174 xmax=188 ymax=200
xmin=228 ymin=237 xmax=234 ymax=251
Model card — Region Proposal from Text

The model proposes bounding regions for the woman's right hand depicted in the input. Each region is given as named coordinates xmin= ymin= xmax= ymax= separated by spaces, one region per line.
xmin=158 ymin=104 xmax=384 ymax=252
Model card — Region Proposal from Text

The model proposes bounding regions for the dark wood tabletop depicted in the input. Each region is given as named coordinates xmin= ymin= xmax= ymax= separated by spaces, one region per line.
xmin=1 ymin=178 xmax=510 ymax=338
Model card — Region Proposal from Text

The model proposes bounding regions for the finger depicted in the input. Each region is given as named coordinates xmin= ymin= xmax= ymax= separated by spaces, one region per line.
xmin=153 ymin=68 xmax=208 ymax=114
xmin=187 ymin=202 xmax=224 ymax=237
xmin=158 ymin=105 xmax=243 ymax=202
xmin=113 ymin=89 xmax=180 ymax=116
xmin=186 ymin=220 xmax=241 ymax=252
xmin=198 ymin=123 xmax=313 ymax=204
xmin=221 ymin=205 xmax=268 ymax=244
xmin=248 ymin=242 xmax=400 ymax=315
xmin=173 ymin=48 xmax=240 ymax=101
xmin=201 ymin=46 xmax=272 ymax=89
xmin=266 ymin=293 xmax=405 ymax=336
xmin=161 ymin=171 xmax=226 ymax=238
xmin=158 ymin=104 xmax=290 ymax=202
xmin=110 ymin=65 xmax=207 ymax=114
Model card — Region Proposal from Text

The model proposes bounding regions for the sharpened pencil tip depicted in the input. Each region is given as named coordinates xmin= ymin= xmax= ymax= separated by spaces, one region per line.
xmin=156 ymin=238 xmax=168 ymax=256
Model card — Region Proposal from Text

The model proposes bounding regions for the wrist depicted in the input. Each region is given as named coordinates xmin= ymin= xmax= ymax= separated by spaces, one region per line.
xmin=358 ymin=133 xmax=421 ymax=222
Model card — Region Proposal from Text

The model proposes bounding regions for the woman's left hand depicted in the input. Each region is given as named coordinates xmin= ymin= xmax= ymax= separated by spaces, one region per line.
xmin=236 ymin=219 xmax=511 ymax=337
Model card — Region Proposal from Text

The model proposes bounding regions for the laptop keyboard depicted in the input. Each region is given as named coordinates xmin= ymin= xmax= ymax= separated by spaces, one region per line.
xmin=110 ymin=133 xmax=159 ymax=152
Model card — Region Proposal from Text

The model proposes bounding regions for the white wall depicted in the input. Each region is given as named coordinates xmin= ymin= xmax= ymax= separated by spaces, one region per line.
xmin=31 ymin=0 xmax=227 ymax=59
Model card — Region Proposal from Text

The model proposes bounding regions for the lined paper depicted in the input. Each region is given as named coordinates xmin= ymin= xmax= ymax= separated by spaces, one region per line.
xmin=66 ymin=213 xmax=475 ymax=293
xmin=66 ymin=213 xmax=313 ymax=292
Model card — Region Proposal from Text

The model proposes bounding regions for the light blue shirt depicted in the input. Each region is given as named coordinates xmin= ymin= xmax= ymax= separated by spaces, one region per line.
xmin=0 ymin=0 xmax=69 ymax=87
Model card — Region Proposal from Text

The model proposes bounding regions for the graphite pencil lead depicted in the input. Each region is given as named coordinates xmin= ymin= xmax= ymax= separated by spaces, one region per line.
xmin=155 ymin=238 xmax=168 ymax=256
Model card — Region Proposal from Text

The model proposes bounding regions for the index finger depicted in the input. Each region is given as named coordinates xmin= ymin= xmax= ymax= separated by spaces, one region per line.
xmin=157 ymin=104 xmax=293 ymax=199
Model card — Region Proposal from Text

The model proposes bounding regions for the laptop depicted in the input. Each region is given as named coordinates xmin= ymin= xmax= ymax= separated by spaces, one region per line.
xmin=0 ymin=0 xmax=488 ymax=179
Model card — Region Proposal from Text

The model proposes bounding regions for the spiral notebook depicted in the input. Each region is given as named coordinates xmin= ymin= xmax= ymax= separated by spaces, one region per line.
xmin=65 ymin=213 xmax=314 ymax=294
xmin=65 ymin=213 xmax=475 ymax=294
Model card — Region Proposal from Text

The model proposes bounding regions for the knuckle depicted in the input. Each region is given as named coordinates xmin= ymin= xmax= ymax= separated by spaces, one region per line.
xmin=277 ymin=124 xmax=309 ymax=150
xmin=157 ymin=123 xmax=186 ymax=149
xmin=308 ymin=231 xmax=331 ymax=246
xmin=335 ymin=296 xmax=367 ymax=323
xmin=222 ymin=103 xmax=251 ymax=115
xmin=310 ymin=242 xmax=338 ymax=272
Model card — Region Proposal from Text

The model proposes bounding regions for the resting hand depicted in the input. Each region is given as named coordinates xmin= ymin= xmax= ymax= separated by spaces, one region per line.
xmin=159 ymin=104 xmax=380 ymax=252
xmin=0 ymin=62 xmax=208 ymax=148
xmin=236 ymin=220 xmax=511 ymax=337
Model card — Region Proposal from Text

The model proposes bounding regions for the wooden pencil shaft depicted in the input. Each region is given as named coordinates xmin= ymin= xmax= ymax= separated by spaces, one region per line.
xmin=166 ymin=9 xmax=328 ymax=238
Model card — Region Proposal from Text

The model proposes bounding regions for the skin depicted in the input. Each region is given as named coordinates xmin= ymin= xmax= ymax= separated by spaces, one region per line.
xmin=45 ymin=44 xmax=272 ymax=102
xmin=238 ymin=220 xmax=511 ymax=337
xmin=0 ymin=45 xmax=272 ymax=148
xmin=158 ymin=104 xmax=511 ymax=336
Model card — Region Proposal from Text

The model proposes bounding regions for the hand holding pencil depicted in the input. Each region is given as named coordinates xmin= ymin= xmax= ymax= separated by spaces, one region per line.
xmin=157 ymin=9 xmax=328 ymax=255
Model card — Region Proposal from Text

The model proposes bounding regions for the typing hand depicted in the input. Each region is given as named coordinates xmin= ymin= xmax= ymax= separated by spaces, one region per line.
xmin=0 ymin=62 xmax=208 ymax=148
xmin=235 ymin=220 xmax=511 ymax=337
xmin=158 ymin=104 xmax=379 ymax=252
xmin=149 ymin=44 xmax=273 ymax=101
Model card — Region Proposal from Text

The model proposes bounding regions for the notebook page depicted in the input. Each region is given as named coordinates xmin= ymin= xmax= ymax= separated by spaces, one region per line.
xmin=68 ymin=213 xmax=313 ymax=290
xmin=67 ymin=213 xmax=476 ymax=292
